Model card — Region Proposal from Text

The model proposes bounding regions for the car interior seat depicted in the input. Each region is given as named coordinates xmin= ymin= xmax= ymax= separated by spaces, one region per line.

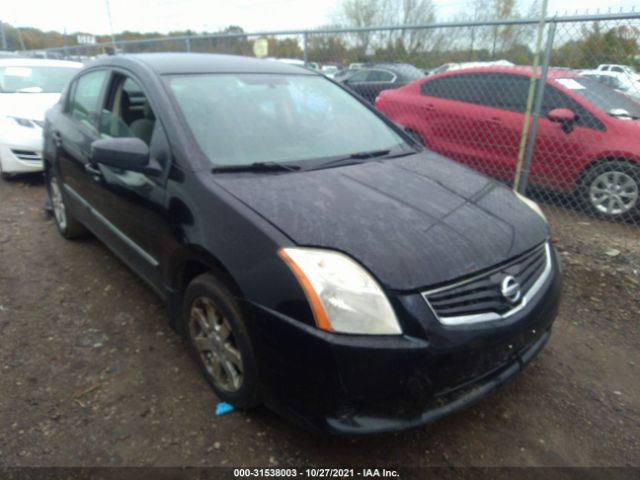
xmin=129 ymin=100 xmax=155 ymax=145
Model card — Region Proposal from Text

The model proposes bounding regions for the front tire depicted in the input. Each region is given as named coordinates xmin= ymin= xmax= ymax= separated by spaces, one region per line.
xmin=582 ymin=161 xmax=640 ymax=220
xmin=0 ymin=159 xmax=11 ymax=180
xmin=46 ymin=169 xmax=87 ymax=238
xmin=183 ymin=273 xmax=261 ymax=409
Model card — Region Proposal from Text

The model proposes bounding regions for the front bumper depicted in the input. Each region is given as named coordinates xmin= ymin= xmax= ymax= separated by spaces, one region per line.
xmin=243 ymin=247 xmax=562 ymax=434
xmin=0 ymin=132 xmax=44 ymax=174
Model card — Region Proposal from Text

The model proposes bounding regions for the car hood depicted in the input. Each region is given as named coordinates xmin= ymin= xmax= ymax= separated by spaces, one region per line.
xmin=217 ymin=152 xmax=549 ymax=291
xmin=0 ymin=93 xmax=61 ymax=121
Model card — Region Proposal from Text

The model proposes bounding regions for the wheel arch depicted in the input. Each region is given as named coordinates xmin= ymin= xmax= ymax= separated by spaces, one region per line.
xmin=577 ymin=155 xmax=640 ymax=189
xmin=166 ymin=245 xmax=244 ymax=335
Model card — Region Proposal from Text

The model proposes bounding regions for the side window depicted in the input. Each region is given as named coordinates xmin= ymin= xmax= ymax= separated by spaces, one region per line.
xmin=421 ymin=73 xmax=529 ymax=112
xmin=611 ymin=66 xmax=623 ymax=73
xmin=482 ymin=74 xmax=530 ymax=112
xmin=541 ymin=85 xmax=604 ymax=131
xmin=69 ymin=70 xmax=108 ymax=129
xmin=368 ymin=70 xmax=394 ymax=82
xmin=348 ymin=70 xmax=369 ymax=83
xmin=99 ymin=75 xmax=156 ymax=146
xmin=421 ymin=76 xmax=460 ymax=100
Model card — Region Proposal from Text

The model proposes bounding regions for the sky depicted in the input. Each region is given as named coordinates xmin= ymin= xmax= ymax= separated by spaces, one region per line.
xmin=2 ymin=0 xmax=638 ymax=35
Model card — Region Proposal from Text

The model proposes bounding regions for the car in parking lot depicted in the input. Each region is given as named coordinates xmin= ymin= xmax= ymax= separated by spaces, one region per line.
xmin=320 ymin=64 xmax=340 ymax=78
xmin=579 ymin=69 xmax=640 ymax=100
xmin=0 ymin=58 xmax=82 ymax=178
xmin=338 ymin=62 xmax=425 ymax=103
xmin=597 ymin=63 xmax=639 ymax=80
xmin=44 ymin=53 xmax=561 ymax=433
xmin=376 ymin=66 xmax=640 ymax=220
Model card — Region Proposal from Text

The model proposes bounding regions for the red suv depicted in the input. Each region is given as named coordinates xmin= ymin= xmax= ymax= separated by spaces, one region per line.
xmin=376 ymin=67 xmax=640 ymax=220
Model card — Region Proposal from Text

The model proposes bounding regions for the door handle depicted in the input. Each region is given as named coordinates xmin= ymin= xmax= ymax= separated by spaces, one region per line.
xmin=84 ymin=162 xmax=102 ymax=178
xmin=422 ymin=104 xmax=436 ymax=112
xmin=488 ymin=117 xmax=502 ymax=124
xmin=51 ymin=131 xmax=63 ymax=147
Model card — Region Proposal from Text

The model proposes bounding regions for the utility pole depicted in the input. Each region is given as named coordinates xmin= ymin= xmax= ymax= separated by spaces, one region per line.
xmin=104 ymin=0 xmax=118 ymax=52
xmin=0 ymin=20 xmax=7 ymax=50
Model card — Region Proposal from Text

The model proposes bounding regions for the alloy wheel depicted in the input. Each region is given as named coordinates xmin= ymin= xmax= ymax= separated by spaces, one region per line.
xmin=49 ymin=176 xmax=68 ymax=230
xmin=588 ymin=170 xmax=639 ymax=216
xmin=188 ymin=297 xmax=244 ymax=392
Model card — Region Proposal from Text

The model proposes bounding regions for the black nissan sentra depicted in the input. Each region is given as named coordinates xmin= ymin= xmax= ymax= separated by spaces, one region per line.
xmin=43 ymin=53 xmax=561 ymax=433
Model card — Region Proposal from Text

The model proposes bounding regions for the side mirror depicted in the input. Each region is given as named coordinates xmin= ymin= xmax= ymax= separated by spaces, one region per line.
xmin=91 ymin=137 xmax=149 ymax=170
xmin=547 ymin=108 xmax=576 ymax=134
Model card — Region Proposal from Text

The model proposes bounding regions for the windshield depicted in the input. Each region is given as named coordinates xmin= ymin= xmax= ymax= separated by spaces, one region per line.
xmin=0 ymin=66 xmax=79 ymax=93
xmin=167 ymin=73 xmax=406 ymax=168
xmin=555 ymin=76 xmax=640 ymax=119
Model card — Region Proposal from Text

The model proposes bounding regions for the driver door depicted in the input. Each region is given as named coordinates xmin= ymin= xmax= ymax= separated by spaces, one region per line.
xmin=89 ymin=72 xmax=174 ymax=294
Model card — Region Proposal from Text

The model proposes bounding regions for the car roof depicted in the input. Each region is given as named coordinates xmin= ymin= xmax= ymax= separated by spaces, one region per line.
xmin=434 ymin=65 xmax=580 ymax=79
xmin=580 ymin=69 xmax=619 ymax=77
xmin=0 ymin=58 xmax=83 ymax=68
xmin=90 ymin=53 xmax=317 ymax=75
xmin=362 ymin=62 xmax=415 ymax=69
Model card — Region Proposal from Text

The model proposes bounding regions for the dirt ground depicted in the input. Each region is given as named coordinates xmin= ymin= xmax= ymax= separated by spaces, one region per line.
xmin=0 ymin=174 xmax=638 ymax=469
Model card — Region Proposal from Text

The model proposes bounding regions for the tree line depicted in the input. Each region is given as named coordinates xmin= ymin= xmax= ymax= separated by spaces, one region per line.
xmin=1 ymin=0 xmax=637 ymax=70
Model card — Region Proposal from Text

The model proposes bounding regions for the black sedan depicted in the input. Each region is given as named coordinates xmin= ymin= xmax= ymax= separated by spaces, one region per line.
xmin=338 ymin=62 xmax=426 ymax=103
xmin=44 ymin=53 xmax=561 ymax=434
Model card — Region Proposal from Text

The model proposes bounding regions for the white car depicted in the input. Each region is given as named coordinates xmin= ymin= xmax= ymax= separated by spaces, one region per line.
xmin=429 ymin=60 xmax=515 ymax=75
xmin=597 ymin=64 xmax=639 ymax=79
xmin=0 ymin=59 xmax=82 ymax=178
xmin=320 ymin=65 xmax=340 ymax=78
xmin=580 ymin=69 xmax=640 ymax=100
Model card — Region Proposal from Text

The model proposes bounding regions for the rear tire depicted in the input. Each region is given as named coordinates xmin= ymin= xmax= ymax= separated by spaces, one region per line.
xmin=46 ymin=168 xmax=87 ymax=239
xmin=183 ymin=272 xmax=261 ymax=409
xmin=581 ymin=161 xmax=640 ymax=221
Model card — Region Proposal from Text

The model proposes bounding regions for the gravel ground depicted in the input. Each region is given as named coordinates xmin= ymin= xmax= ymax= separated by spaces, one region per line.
xmin=0 ymin=175 xmax=638 ymax=468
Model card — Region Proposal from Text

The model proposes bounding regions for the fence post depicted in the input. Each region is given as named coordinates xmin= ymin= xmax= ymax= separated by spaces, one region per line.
xmin=185 ymin=36 xmax=192 ymax=52
xmin=303 ymin=31 xmax=308 ymax=66
xmin=0 ymin=20 xmax=7 ymax=50
xmin=517 ymin=20 xmax=557 ymax=194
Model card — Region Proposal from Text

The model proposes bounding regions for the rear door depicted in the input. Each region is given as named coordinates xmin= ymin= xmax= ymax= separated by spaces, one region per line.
xmin=416 ymin=75 xmax=477 ymax=159
xmin=53 ymin=69 xmax=109 ymax=224
xmin=416 ymin=72 xmax=527 ymax=180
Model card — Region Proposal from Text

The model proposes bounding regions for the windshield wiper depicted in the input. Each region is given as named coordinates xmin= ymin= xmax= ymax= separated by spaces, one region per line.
xmin=308 ymin=148 xmax=419 ymax=171
xmin=211 ymin=161 xmax=301 ymax=173
xmin=307 ymin=149 xmax=391 ymax=171
xmin=348 ymin=149 xmax=391 ymax=159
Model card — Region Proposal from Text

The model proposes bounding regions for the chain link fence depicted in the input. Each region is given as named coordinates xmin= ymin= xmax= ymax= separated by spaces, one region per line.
xmin=31 ymin=12 xmax=640 ymax=254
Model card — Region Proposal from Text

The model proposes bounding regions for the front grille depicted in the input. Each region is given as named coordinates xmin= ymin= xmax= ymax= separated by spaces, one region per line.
xmin=423 ymin=243 xmax=551 ymax=325
xmin=11 ymin=149 xmax=42 ymax=162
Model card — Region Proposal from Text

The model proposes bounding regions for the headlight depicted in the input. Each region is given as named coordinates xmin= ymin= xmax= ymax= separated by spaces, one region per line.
xmin=279 ymin=248 xmax=402 ymax=335
xmin=515 ymin=191 xmax=547 ymax=222
xmin=7 ymin=116 xmax=36 ymax=128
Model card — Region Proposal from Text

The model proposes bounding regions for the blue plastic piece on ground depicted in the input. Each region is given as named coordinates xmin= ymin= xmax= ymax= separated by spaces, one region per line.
xmin=215 ymin=401 xmax=235 ymax=416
